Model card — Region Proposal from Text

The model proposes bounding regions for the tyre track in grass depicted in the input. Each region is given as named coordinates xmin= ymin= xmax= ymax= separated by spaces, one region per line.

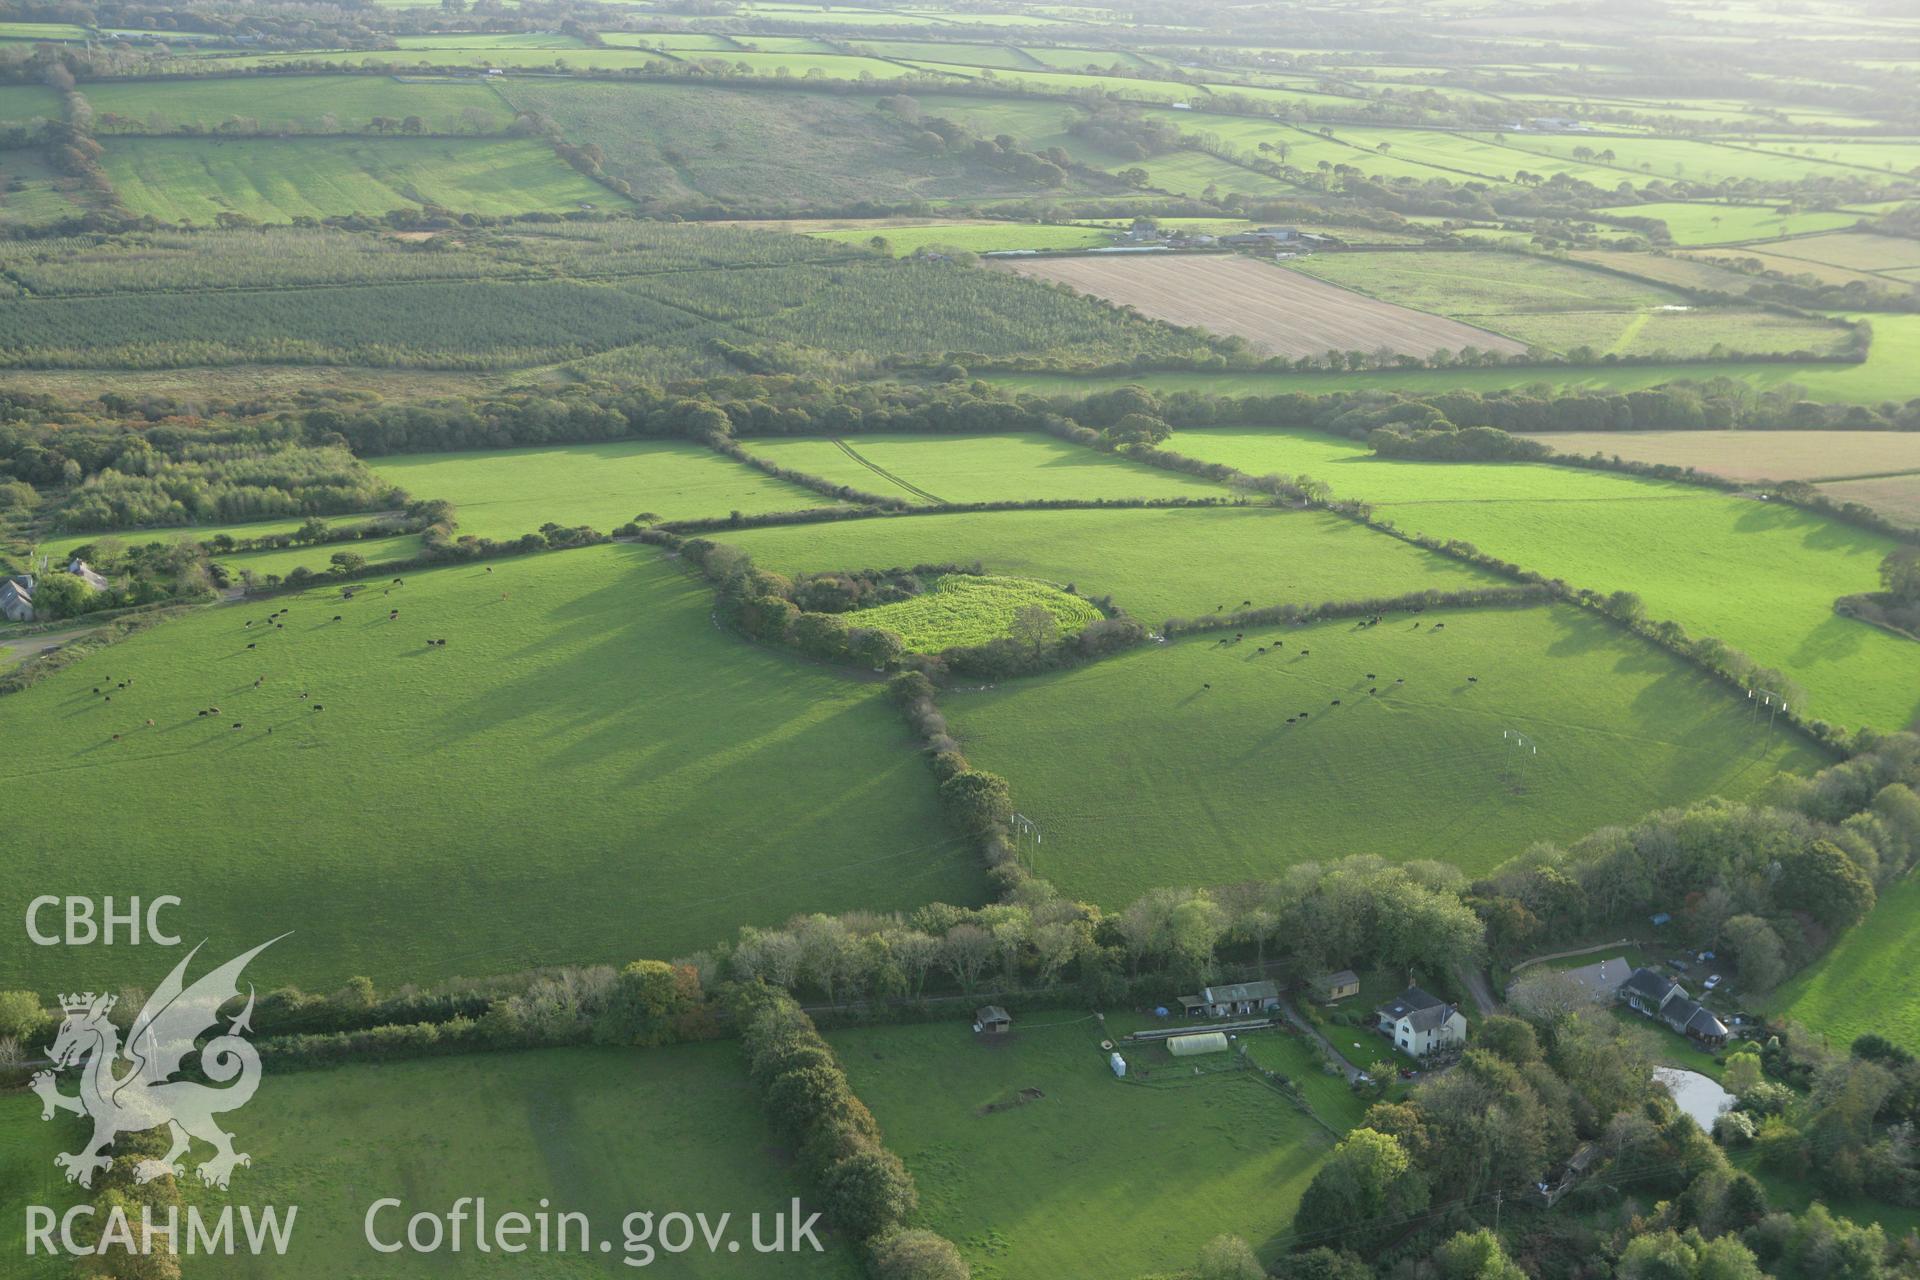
xmin=829 ymin=438 xmax=949 ymax=505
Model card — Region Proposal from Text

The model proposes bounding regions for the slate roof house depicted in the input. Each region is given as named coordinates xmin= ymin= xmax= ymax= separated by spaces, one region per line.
xmin=0 ymin=574 xmax=31 ymax=623
xmin=1618 ymin=967 xmax=1728 ymax=1047
xmin=66 ymin=558 xmax=109 ymax=592
xmin=1178 ymin=980 xmax=1281 ymax=1018
xmin=1375 ymin=987 xmax=1467 ymax=1057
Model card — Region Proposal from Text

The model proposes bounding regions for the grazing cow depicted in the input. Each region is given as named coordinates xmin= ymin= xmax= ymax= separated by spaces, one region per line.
xmin=1396 ymin=678 xmax=1404 ymax=684
xmin=1468 ymin=676 xmax=1478 ymax=683
xmin=1367 ymin=673 xmax=1376 ymax=680
xmin=231 ymin=723 xmax=243 ymax=730
xmin=254 ymin=678 xmax=263 ymax=688
xmin=103 ymin=695 xmax=111 ymax=702
xmin=1202 ymin=683 xmax=1211 ymax=690
xmin=1297 ymin=711 xmax=1308 ymax=718
xmin=333 ymin=615 xmax=343 ymax=622
xmin=486 ymin=567 xmax=493 ymax=573
xmin=1241 ymin=599 xmax=1251 ymax=606
xmin=1299 ymin=649 xmax=1309 ymax=657
xmin=312 ymin=705 xmax=324 ymax=712
xmin=389 ymin=610 xmax=399 ymax=620
xmin=197 ymin=710 xmax=207 ymax=717
xmin=209 ymin=706 xmax=219 ymax=714
xmin=1331 ymin=699 xmax=1341 ymax=706
xmin=1370 ymin=688 xmax=1378 ymax=695
xmin=392 ymin=578 xmax=403 ymax=586
xmin=246 ymin=642 xmax=257 ymax=650
xmin=92 ymin=687 xmax=100 ymax=695
xmin=111 ymin=734 xmax=120 ymax=742
xmin=245 ymin=621 xmax=253 ymax=629
xmin=1433 ymin=623 xmax=1445 ymax=630
xmin=144 ymin=719 xmax=154 ymax=727
xmin=1256 ymin=647 xmax=1266 ymax=655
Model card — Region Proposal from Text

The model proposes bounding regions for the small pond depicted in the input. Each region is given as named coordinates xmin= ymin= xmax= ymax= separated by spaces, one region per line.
xmin=1655 ymin=1067 xmax=1734 ymax=1130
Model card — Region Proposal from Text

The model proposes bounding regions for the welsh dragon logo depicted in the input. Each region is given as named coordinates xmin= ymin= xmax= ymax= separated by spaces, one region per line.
xmin=31 ymin=937 xmax=283 ymax=1190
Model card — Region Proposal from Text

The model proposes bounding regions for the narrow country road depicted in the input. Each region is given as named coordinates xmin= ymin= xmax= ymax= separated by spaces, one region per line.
xmin=1454 ymin=962 xmax=1500 ymax=1016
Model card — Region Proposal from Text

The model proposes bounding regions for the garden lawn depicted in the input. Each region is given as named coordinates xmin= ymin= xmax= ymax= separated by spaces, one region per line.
xmin=828 ymin=1016 xmax=1332 ymax=1277
xmin=849 ymin=574 xmax=1101 ymax=651
xmin=99 ymin=137 xmax=612 ymax=223
xmin=158 ymin=1045 xmax=860 ymax=1278
xmin=0 ymin=544 xmax=981 ymax=994
xmin=942 ymin=604 xmax=1826 ymax=903
xmin=1170 ymin=428 xmax=1920 ymax=732
xmin=716 ymin=506 xmax=1503 ymax=626
xmin=371 ymin=441 xmax=830 ymax=540
xmin=736 ymin=433 xmax=1225 ymax=505
xmin=1769 ymin=874 xmax=1920 ymax=1052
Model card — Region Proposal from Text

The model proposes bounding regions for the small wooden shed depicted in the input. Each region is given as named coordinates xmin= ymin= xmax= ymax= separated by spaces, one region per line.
xmin=975 ymin=1005 xmax=1012 ymax=1035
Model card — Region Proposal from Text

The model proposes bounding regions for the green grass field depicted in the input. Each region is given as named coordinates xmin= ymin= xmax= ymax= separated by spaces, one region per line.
xmin=941 ymin=603 xmax=1823 ymax=903
xmin=0 ymin=82 xmax=62 ymax=121
xmin=0 ymin=147 xmax=91 ymax=227
xmin=809 ymin=221 xmax=1114 ymax=254
xmin=492 ymin=81 xmax=1114 ymax=211
xmin=100 ymin=136 xmax=612 ymax=223
xmin=1285 ymin=251 xmax=1845 ymax=357
xmin=82 ymin=75 xmax=517 ymax=134
xmin=1593 ymin=201 xmax=1863 ymax=245
xmin=736 ymin=433 xmax=1223 ymax=506
xmin=1770 ymin=873 xmax=1920 ymax=1052
xmin=0 ymin=1094 xmax=77 ymax=1280
xmin=371 ymin=441 xmax=829 ymax=541
xmin=1170 ymin=428 xmax=1920 ymax=732
xmin=0 ymin=545 xmax=983 ymax=993
xmin=160 ymin=1045 xmax=858 ymax=1277
xmin=716 ymin=506 xmax=1502 ymax=625
xmin=987 ymin=313 xmax=1920 ymax=412
xmin=850 ymin=574 xmax=1102 ymax=650
xmin=829 ymin=1016 xmax=1333 ymax=1277
xmin=33 ymin=513 xmax=406 ymax=567
xmin=220 ymin=531 xmax=427 ymax=580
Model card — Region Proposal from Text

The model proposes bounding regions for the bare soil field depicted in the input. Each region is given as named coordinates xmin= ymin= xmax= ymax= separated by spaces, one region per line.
xmin=1523 ymin=429 xmax=1920 ymax=481
xmin=1818 ymin=473 xmax=1920 ymax=527
xmin=986 ymin=253 xmax=1529 ymax=358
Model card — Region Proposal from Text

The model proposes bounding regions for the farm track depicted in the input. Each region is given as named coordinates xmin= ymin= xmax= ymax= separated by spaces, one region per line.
xmin=829 ymin=438 xmax=949 ymax=504
xmin=990 ymin=254 xmax=1530 ymax=359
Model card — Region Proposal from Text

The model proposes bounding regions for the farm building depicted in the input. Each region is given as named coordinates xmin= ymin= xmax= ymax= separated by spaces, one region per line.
xmin=66 ymin=558 xmax=109 ymax=592
xmin=1375 ymin=987 xmax=1467 ymax=1057
xmin=1529 ymin=1142 xmax=1600 ymax=1207
xmin=1618 ymin=967 xmax=1729 ymax=1047
xmin=0 ymin=575 xmax=32 ymax=623
xmin=1311 ymin=970 xmax=1361 ymax=1003
xmin=1178 ymin=980 xmax=1281 ymax=1018
xmin=1167 ymin=1031 xmax=1231 ymax=1057
xmin=974 ymin=1005 xmax=1012 ymax=1035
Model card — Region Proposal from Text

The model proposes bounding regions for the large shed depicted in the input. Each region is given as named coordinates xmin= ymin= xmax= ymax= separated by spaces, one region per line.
xmin=974 ymin=1005 xmax=1012 ymax=1034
